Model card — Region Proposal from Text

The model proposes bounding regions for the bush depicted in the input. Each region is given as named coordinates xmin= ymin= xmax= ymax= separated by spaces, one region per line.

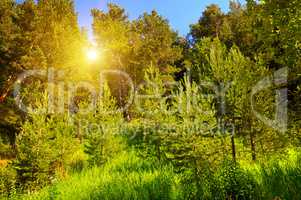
xmin=212 ymin=161 xmax=262 ymax=200
xmin=66 ymin=148 xmax=88 ymax=174
xmin=13 ymin=113 xmax=80 ymax=192
xmin=0 ymin=144 xmax=15 ymax=160
xmin=0 ymin=166 xmax=17 ymax=198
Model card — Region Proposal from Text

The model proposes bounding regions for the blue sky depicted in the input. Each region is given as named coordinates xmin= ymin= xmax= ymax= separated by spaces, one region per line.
xmin=74 ymin=0 xmax=245 ymax=39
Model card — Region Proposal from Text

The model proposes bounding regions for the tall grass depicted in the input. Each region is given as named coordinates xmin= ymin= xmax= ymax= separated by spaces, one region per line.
xmin=20 ymin=151 xmax=182 ymax=200
xmin=239 ymin=149 xmax=301 ymax=200
xmin=14 ymin=149 xmax=301 ymax=200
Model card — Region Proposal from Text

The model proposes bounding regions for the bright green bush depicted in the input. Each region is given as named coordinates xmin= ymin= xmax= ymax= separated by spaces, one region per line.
xmin=13 ymin=111 xmax=80 ymax=192
xmin=80 ymin=83 xmax=125 ymax=166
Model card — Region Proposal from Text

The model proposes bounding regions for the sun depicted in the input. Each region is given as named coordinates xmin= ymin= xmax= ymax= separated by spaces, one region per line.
xmin=86 ymin=49 xmax=98 ymax=61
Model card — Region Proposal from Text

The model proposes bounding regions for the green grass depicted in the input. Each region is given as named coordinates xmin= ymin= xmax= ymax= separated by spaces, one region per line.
xmin=240 ymin=150 xmax=301 ymax=200
xmin=10 ymin=149 xmax=301 ymax=200
xmin=20 ymin=151 xmax=182 ymax=200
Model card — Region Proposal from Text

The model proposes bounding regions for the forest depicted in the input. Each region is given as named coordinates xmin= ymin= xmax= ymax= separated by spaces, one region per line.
xmin=0 ymin=0 xmax=301 ymax=199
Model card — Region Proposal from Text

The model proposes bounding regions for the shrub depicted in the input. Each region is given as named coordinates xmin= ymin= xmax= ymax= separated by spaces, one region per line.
xmin=13 ymin=113 xmax=80 ymax=192
xmin=0 ymin=165 xmax=17 ymax=198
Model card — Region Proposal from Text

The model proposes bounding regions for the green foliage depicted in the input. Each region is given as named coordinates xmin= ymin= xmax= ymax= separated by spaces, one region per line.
xmin=79 ymin=83 xmax=125 ymax=166
xmin=92 ymin=3 xmax=182 ymax=87
xmin=0 ymin=166 xmax=17 ymax=198
xmin=190 ymin=4 xmax=224 ymax=40
xmin=11 ymin=149 xmax=301 ymax=200
xmin=1 ymin=0 xmax=301 ymax=199
xmin=20 ymin=151 xmax=182 ymax=200
xmin=12 ymin=94 xmax=80 ymax=192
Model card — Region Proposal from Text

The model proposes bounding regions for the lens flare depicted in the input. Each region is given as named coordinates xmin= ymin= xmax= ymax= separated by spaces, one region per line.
xmin=86 ymin=49 xmax=98 ymax=61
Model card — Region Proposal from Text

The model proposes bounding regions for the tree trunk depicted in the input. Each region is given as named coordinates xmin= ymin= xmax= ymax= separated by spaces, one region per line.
xmin=249 ymin=116 xmax=256 ymax=161
xmin=230 ymin=135 xmax=237 ymax=200
xmin=250 ymin=131 xmax=256 ymax=161
xmin=231 ymin=135 xmax=236 ymax=163
xmin=156 ymin=139 xmax=161 ymax=161
xmin=76 ymin=120 xmax=82 ymax=143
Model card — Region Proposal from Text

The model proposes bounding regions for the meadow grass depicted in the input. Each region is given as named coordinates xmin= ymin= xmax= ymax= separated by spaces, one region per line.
xmin=20 ymin=150 xmax=182 ymax=200
xmin=13 ymin=149 xmax=301 ymax=200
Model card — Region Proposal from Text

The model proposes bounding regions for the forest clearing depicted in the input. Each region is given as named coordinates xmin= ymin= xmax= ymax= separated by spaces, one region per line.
xmin=1 ymin=0 xmax=301 ymax=199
